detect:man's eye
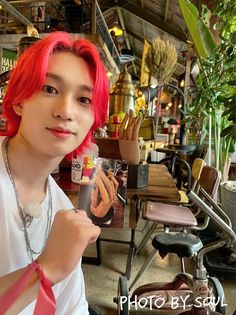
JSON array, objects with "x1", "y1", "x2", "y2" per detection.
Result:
[
  {"x1": 78, "y1": 96, "x2": 92, "y2": 105},
  {"x1": 42, "y1": 85, "x2": 58, "y2": 94}
]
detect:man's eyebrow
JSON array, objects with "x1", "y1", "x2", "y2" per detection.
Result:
[
  {"x1": 46, "y1": 72, "x2": 94, "y2": 93},
  {"x1": 46, "y1": 72, "x2": 63, "y2": 82}
]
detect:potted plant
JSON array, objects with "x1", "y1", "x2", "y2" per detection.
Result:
[
  {"x1": 178, "y1": 0, "x2": 236, "y2": 180},
  {"x1": 178, "y1": 0, "x2": 236, "y2": 230}
]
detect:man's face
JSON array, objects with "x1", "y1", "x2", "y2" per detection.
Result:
[{"x1": 15, "y1": 51, "x2": 95, "y2": 158}]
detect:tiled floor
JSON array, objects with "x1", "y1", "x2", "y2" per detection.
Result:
[{"x1": 83, "y1": 214, "x2": 236, "y2": 315}]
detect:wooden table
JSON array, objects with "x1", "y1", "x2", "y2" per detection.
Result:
[
  {"x1": 127, "y1": 164, "x2": 180, "y2": 229},
  {"x1": 58, "y1": 164, "x2": 180, "y2": 276}
]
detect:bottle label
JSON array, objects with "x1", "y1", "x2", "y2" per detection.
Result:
[{"x1": 71, "y1": 155, "x2": 83, "y2": 183}]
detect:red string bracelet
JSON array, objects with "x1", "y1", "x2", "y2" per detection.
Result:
[{"x1": 0, "y1": 260, "x2": 56, "y2": 315}]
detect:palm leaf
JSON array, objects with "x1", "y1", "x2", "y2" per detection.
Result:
[
  {"x1": 197, "y1": 19, "x2": 216, "y2": 57},
  {"x1": 178, "y1": 0, "x2": 216, "y2": 59}
]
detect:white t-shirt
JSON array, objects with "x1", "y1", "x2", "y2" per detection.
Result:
[{"x1": 0, "y1": 137, "x2": 89, "y2": 315}]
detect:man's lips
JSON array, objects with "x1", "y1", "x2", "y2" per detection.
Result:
[{"x1": 46, "y1": 127, "x2": 76, "y2": 138}]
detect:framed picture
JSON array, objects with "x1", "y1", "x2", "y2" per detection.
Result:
[{"x1": 77, "y1": 157, "x2": 128, "y2": 228}]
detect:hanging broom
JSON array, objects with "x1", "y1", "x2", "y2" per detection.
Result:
[{"x1": 145, "y1": 37, "x2": 177, "y2": 140}]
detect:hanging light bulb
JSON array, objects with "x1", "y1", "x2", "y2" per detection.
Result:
[
  {"x1": 109, "y1": 12, "x2": 123, "y2": 37},
  {"x1": 106, "y1": 72, "x2": 112, "y2": 78},
  {"x1": 109, "y1": 24, "x2": 123, "y2": 36},
  {"x1": 180, "y1": 79, "x2": 185, "y2": 87}
]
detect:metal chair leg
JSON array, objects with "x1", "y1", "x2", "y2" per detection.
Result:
[
  {"x1": 135, "y1": 222, "x2": 158, "y2": 255},
  {"x1": 140, "y1": 220, "x2": 150, "y2": 233},
  {"x1": 129, "y1": 248, "x2": 158, "y2": 290},
  {"x1": 181, "y1": 257, "x2": 185, "y2": 273}
]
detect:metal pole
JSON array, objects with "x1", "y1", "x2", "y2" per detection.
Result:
[
  {"x1": 165, "y1": 84, "x2": 185, "y2": 145},
  {"x1": 208, "y1": 107, "x2": 212, "y2": 166}
]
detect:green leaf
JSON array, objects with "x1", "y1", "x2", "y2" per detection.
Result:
[
  {"x1": 198, "y1": 19, "x2": 217, "y2": 57},
  {"x1": 213, "y1": 22, "x2": 220, "y2": 30},
  {"x1": 229, "y1": 141, "x2": 236, "y2": 153},
  {"x1": 230, "y1": 126, "x2": 236, "y2": 140},
  {"x1": 222, "y1": 108, "x2": 233, "y2": 117},
  {"x1": 220, "y1": 125, "x2": 233, "y2": 137},
  {"x1": 231, "y1": 32, "x2": 236, "y2": 45},
  {"x1": 228, "y1": 80, "x2": 236, "y2": 86},
  {"x1": 228, "y1": 113, "x2": 236, "y2": 122},
  {"x1": 226, "y1": 46, "x2": 234, "y2": 56},
  {"x1": 217, "y1": 95, "x2": 227, "y2": 102},
  {"x1": 178, "y1": 0, "x2": 208, "y2": 59}
]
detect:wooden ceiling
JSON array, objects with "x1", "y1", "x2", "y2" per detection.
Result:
[
  {"x1": 0, "y1": 0, "x2": 203, "y2": 78},
  {"x1": 99, "y1": 0, "x2": 190, "y2": 78}
]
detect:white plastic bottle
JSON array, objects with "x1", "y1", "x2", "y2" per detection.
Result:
[{"x1": 71, "y1": 154, "x2": 84, "y2": 184}]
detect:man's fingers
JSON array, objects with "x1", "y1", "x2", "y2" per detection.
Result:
[{"x1": 87, "y1": 225, "x2": 101, "y2": 244}]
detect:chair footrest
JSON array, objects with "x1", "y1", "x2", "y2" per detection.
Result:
[{"x1": 152, "y1": 232, "x2": 203, "y2": 258}]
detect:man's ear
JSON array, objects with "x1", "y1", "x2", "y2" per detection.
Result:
[{"x1": 12, "y1": 103, "x2": 23, "y2": 116}]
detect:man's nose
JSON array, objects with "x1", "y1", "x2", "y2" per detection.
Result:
[{"x1": 52, "y1": 97, "x2": 74, "y2": 121}]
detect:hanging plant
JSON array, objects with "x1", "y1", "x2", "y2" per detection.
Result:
[{"x1": 145, "y1": 37, "x2": 177, "y2": 85}]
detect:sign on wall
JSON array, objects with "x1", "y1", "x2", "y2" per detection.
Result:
[{"x1": 1, "y1": 49, "x2": 17, "y2": 73}]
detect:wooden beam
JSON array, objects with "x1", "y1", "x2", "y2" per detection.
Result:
[
  {"x1": 116, "y1": 7, "x2": 137, "y2": 74},
  {"x1": 91, "y1": 0, "x2": 96, "y2": 35},
  {"x1": 100, "y1": 0, "x2": 187, "y2": 42},
  {"x1": 164, "y1": 0, "x2": 170, "y2": 22},
  {"x1": 125, "y1": 27, "x2": 143, "y2": 43}
]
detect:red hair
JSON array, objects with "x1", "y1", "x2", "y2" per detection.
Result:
[{"x1": 1, "y1": 32, "x2": 109, "y2": 157}]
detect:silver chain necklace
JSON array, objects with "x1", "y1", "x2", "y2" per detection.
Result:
[{"x1": 3, "y1": 137, "x2": 53, "y2": 262}]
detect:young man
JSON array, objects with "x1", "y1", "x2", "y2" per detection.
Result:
[{"x1": 0, "y1": 31, "x2": 114, "y2": 314}]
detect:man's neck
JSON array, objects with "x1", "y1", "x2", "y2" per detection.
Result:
[{"x1": 3, "y1": 136, "x2": 63, "y2": 206}]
